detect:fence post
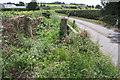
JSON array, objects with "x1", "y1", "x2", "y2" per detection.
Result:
[
  {"x1": 73, "y1": 20, "x2": 75, "y2": 28},
  {"x1": 60, "y1": 18, "x2": 67, "y2": 38}
]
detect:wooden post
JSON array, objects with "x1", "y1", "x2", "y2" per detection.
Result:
[
  {"x1": 73, "y1": 20, "x2": 75, "y2": 28},
  {"x1": 60, "y1": 18, "x2": 67, "y2": 38}
]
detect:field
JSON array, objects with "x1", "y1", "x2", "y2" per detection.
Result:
[
  {"x1": 45, "y1": 4, "x2": 76, "y2": 7},
  {"x1": 38, "y1": 4, "x2": 100, "y2": 10},
  {"x1": 0, "y1": 10, "x2": 118, "y2": 78}
]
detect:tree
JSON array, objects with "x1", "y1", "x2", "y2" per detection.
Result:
[
  {"x1": 15, "y1": 2, "x2": 25, "y2": 6},
  {"x1": 19, "y1": 1, "x2": 25, "y2": 6},
  {"x1": 118, "y1": 1, "x2": 120, "y2": 27},
  {"x1": 92, "y1": 5, "x2": 94, "y2": 8},
  {"x1": 87, "y1": 5, "x2": 92, "y2": 8},
  {"x1": 101, "y1": 0, "x2": 108, "y2": 7},
  {"x1": 6, "y1": 2, "x2": 15, "y2": 4},
  {"x1": 52, "y1": 1, "x2": 65, "y2": 4},
  {"x1": 27, "y1": 2, "x2": 39, "y2": 10},
  {"x1": 95, "y1": 4, "x2": 102, "y2": 9},
  {"x1": 43, "y1": 4, "x2": 46, "y2": 7},
  {"x1": 102, "y1": 2, "x2": 118, "y2": 15},
  {"x1": 101, "y1": 1, "x2": 120, "y2": 28},
  {"x1": 78, "y1": 6, "x2": 82, "y2": 10}
]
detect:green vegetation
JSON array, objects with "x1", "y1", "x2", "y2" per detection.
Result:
[
  {"x1": 1, "y1": 8, "x2": 27, "y2": 11},
  {"x1": 1, "y1": 10, "x2": 53, "y2": 19},
  {"x1": 1, "y1": 11, "x2": 118, "y2": 78},
  {"x1": 44, "y1": 4, "x2": 75, "y2": 7},
  {"x1": 101, "y1": 2, "x2": 119, "y2": 28},
  {"x1": 55, "y1": 10, "x2": 118, "y2": 28},
  {"x1": 56, "y1": 12, "x2": 109, "y2": 26},
  {"x1": 95, "y1": 4, "x2": 102, "y2": 9},
  {"x1": 99, "y1": 15, "x2": 117, "y2": 26},
  {"x1": 42, "y1": 11, "x2": 51, "y2": 18},
  {"x1": 55, "y1": 10, "x2": 101, "y2": 20},
  {"x1": 27, "y1": 2, "x2": 39, "y2": 10},
  {"x1": 1, "y1": 2, "x2": 99, "y2": 11}
]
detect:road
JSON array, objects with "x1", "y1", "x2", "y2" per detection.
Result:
[{"x1": 57, "y1": 15, "x2": 120, "y2": 66}]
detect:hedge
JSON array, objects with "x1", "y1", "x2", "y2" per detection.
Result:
[
  {"x1": 55, "y1": 10, "x2": 118, "y2": 27},
  {"x1": 2, "y1": 8, "x2": 27, "y2": 11},
  {"x1": 55, "y1": 10, "x2": 101, "y2": 20}
]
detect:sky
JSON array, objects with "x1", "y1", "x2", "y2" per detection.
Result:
[{"x1": 0, "y1": 0, "x2": 102, "y2": 6}]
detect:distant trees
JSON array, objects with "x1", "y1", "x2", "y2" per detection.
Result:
[
  {"x1": 27, "y1": 2, "x2": 39, "y2": 10},
  {"x1": 118, "y1": 1, "x2": 120, "y2": 27},
  {"x1": 19, "y1": 2, "x2": 25, "y2": 6},
  {"x1": 51, "y1": 1, "x2": 65, "y2": 4},
  {"x1": 87, "y1": 5, "x2": 94, "y2": 8},
  {"x1": 100, "y1": 0, "x2": 119, "y2": 15},
  {"x1": 70, "y1": 3, "x2": 78, "y2": 5},
  {"x1": 40, "y1": 4, "x2": 50, "y2": 10},
  {"x1": 87, "y1": 5, "x2": 95, "y2": 8},
  {"x1": 6, "y1": 2, "x2": 15, "y2": 4},
  {"x1": 95, "y1": 4, "x2": 102, "y2": 9},
  {"x1": 102, "y1": 2, "x2": 118, "y2": 15},
  {"x1": 101, "y1": 0, "x2": 108, "y2": 7},
  {"x1": 15, "y1": 2, "x2": 25, "y2": 6},
  {"x1": 40, "y1": 4, "x2": 46, "y2": 7},
  {"x1": 100, "y1": 1, "x2": 120, "y2": 27},
  {"x1": 5, "y1": 2, "x2": 25, "y2": 6},
  {"x1": 87, "y1": 5, "x2": 92, "y2": 8},
  {"x1": 92, "y1": 5, "x2": 94, "y2": 8},
  {"x1": 45, "y1": 1, "x2": 65, "y2": 4}
]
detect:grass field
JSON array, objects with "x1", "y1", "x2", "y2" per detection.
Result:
[{"x1": 38, "y1": 4, "x2": 100, "y2": 10}]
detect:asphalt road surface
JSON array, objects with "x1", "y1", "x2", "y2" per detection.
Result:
[{"x1": 57, "y1": 15, "x2": 120, "y2": 66}]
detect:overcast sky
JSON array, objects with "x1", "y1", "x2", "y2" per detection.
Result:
[{"x1": 0, "y1": 0, "x2": 101, "y2": 5}]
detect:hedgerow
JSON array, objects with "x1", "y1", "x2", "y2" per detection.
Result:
[
  {"x1": 55, "y1": 10, "x2": 101, "y2": 20},
  {"x1": 55, "y1": 10, "x2": 118, "y2": 27}
]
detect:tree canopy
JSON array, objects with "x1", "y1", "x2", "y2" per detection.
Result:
[{"x1": 27, "y1": 2, "x2": 39, "y2": 10}]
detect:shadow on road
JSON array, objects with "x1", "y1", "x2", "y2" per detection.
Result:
[{"x1": 107, "y1": 32, "x2": 120, "y2": 44}]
